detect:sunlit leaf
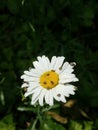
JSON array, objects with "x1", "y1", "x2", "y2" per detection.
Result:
[
  {"x1": 64, "y1": 100, "x2": 77, "y2": 108},
  {"x1": 83, "y1": 121, "x2": 93, "y2": 130},
  {"x1": 47, "y1": 111, "x2": 68, "y2": 124},
  {"x1": 69, "y1": 120, "x2": 82, "y2": 130},
  {"x1": 39, "y1": 119, "x2": 66, "y2": 130},
  {"x1": 0, "y1": 114, "x2": 15, "y2": 130}
]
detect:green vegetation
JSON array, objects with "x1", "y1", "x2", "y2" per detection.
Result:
[{"x1": 0, "y1": 0, "x2": 98, "y2": 129}]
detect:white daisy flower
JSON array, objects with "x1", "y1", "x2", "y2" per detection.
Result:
[{"x1": 21, "y1": 56, "x2": 79, "y2": 106}]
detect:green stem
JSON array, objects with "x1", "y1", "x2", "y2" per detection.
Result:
[
  {"x1": 31, "y1": 117, "x2": 38, "y2": 130},
  {"x1": 42, "y1": 104, "x2": 60, "y2": 112},
  {"x1": 37, "y1": 105, "x2": 43, "y2": 125}
]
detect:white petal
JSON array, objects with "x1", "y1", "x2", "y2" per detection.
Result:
[
  {"x1": 23, "y1": 76, "x2": 39, "y2": 82},
  {"x1": 58, "y1": 84, "x2": 76, "y2": 97},
  {"x1": 64, "y1": 84, "x2": 76, "y2": 95},
  {"x1": 38, "y1": 89, "x2": 46, "y2": 106},
  {"x1": 52, "y1": 88, "x2": 60, "y2": 101},
  {"x1": 56, "y1": 84, "x2": 69, "y2": 97},
  {"x1": 20, "y1": 74, "x2": 27, "y2": 79},
  {"x1": 60, "y1": 73, "x2": 75, "y2": 78},
  {"x1": 59, "y1": 95, "x2": 66, "y2": 103},
  {"x1": 45, "y1": 90, "x2": 50, "y2": 104},
  {"x1": 24, "y1": 87, "x2": 40, "y2": 97},
  {"x1": 70, "y1": 62, "x2": 76, "y2": 67},
  {"x1": 43, "y1": 56, "x2": 50, "y2": 70},
  {"x1": 29, "y1": 81, "x2": 40, "y2": 87},
  {"x1": 30, "y1": 86, "x2": 41, "y2": 93},
  {"x1": 59, "y1": 77, "x2": 79, "y2": 84},
  {"x1": 33, "y1": 61, "x2": 43, "y2": 73},
  {"x1": 54, "y1": 84, "x2": 66, "y2": 102},
  {"x1": 54, "y1": 56, "x2": 65, "y2": 70},
  {"x1": 29, "y1": 68, "x2": 40, "y2": 75},
  {"x1": 31, "y1": 95, "x2": 39, "y2": 105},
  {"x1": 21, "y1": 70, "x2": 39, "y2": 79},
  {"x1": 31, "y1": 87, "x2": 42, "y2": 101},
  {"x1": 27, "y1": 83, "x2": 40, "y2": 92},
  {"x1": 24, "y1": 71, "x2": 33, "y2": 76},
  {"x1": 49, "y1": 56, "x2": 57, "y2": 70},
  {"x1": 59, "y1": 73, "x2": 79, "y2": 84},
  {"x1": 21, "y1": 83, "x2": 28, "y2": 88},
  {"x1": 37, "y1": 56, "x2": 50, "y2": 71},
  {"x1": 60, "y1": 62, "x2": 74, "y2": 74},
  {"x1": 21, "y1": 75, "x2": 39, "y2": 83},
  {"x1": 49, "y1": 90, "x2": 54, "y2": 106},
  {"x1": 24, "y1": 91, "x2": 33, "y2": 97}
]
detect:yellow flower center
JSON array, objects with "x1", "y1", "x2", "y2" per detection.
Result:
[{"x1": 40, "y1": 70, "x2": 59, "y2": 89}]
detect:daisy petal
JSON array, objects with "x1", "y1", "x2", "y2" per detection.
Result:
[
  {"x1": 21, "y1": 83, "x2": 28, "y2": 88},
  {"x1": 27, "y1": 83, "x2": 40, "y2": 92},
  {"x1": 49, "y1": 90, "x2": 54, "y2": 106},
  {"x1": 33, "y1": 61, "x2": 44, "y2": 74},
  {"x1": 49, "y1": 56, "x2": 57, "y2": 70},
  {"x1": 23, "y1": 76, "x2": 39, "y2": 82},
  {"x1": 31, "y1": 96, "x2": 39, "y2": 105},
  {"x1": 64, "y1": 84, "x2": 76, "y2": 95},
  {"x1": 37, "y1": 56, "x2": 50, "y2": 71},
  {"x1": 38, "y1": 89, "x2": 46, "y2": 106},
  {"x1": 24, "y1": 87, "x2": 40, "y2": 97},
  {"x1": 29, "y1": 68, "x2": 40, "y2": 76},
  {"x1": 45, "y1": 90, "x2": 50, "y2": 104},
  {"x1": 24, "y1": 71, "x2": 33, "y2": 76},
  {"x1": 52, "y1": 88, "x2": 60, "y2": 101},
  {"x1": 31, "y1": 87, "x2": 42, "y2": 101},
  {"x1": 59, "y1": 95, "x2": 66, "y2": 103},
  {"x1": 54, "y1": 56, "x2": 65, "y2": 70},
  {"x1": 59, "y1": 73, "x2": 79, "y2": 84},
  {"x1": 60, "y1": 62, "x2": 74, "y2": 74}
]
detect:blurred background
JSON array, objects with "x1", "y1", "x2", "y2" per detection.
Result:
[{"x1": 0, "y1": 0, "x2": 98, "y2": 130}]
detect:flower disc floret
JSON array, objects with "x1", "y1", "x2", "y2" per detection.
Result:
[{"x1": 40, "y1": 70, "x2": 59, "y2": 89}]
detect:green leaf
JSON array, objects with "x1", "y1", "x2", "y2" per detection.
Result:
[
  {"x1": 69, "y1": 120, "x2": 93, "y2": 130},
  {"x1": 39, "y1": 119, "x2": 65, "y2": 130},
  {"x1": 0, "y1": 1, "x2": 6, "y2": 10},
  {"x1": 69, "y1": 120, "x2": 82, "y2": 130},
  {"x1": 83, "y1": 121, "x2": 93, "y2": 130},
  {"x1": 17, "y1": 106, "x2": 36, "y2": 113},
  {"x1": 95, "y1": 118, "x2": 98, "y2": 130},
  {"x1": 0, "y1": 114, "x2": 15, "y2": 130},
  {"x1": 0, "y1": 91, "x2": 5, "y2": 105},
  {"x1": 7, "y1": 0, "x2": 20, "y2": 14}
]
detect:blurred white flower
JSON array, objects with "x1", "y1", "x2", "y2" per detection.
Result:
[{"x1": 21, "y1": 56, "x2": 79, "y2": 106}]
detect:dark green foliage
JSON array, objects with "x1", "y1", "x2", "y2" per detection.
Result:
[
  {"x1": 39, "y1": 119, "x2": 66, "y2": 130},
  {"x1": 0, "y1": 0, "x2": 98, "y2": 129},
  {"x1": 0, "y1": 114, "x2": 15, "y2": 130}
]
